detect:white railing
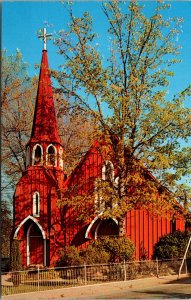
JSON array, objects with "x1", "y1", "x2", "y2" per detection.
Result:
[{"x1": 2, "y1": 258, "x2": 189, "y2": 296}]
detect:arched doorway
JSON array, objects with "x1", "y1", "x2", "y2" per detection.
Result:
[
  {"x1": 96, "y1": 218, "x2": 119, "y2": 238},
  {"x1": 27, "y1": 223, "x2": 44, "y2": 265}
]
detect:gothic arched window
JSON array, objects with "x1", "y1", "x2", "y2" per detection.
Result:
[
  {"x1": 33, "y1": 192, "x2": 40, "y2": 217},
  {"x1": 101, "y1": 161, "x2": 115, "y2": 211},
  {"x1": 47, "y1": 145, "x2": 57, "y2": 166},
  {"x1": 102, "y1": 161, "x2": 114, "y2": 182},
  {"x1": 32, "y1": 144, "x2": 43, "y2": 165}
]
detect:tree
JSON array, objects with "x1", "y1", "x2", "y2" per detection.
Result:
[
  {"x1": 1, "y1": 49, "x2": 37, "y2": 190},
  {"x1": 54, "y1": 92, "x2": 97, "y2": 176},
  {"x1": 10, "y1": 240, "x2": 22, "y2": 271},
  {"x1": 1, "y1": 198, "x2": 12, "y2": 258},
  {"x1": 54, "y1": 1, "x2": 191, "y2": 235}
]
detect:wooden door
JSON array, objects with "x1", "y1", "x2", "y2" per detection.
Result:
[{"x1": 29, "y1": 223, "x2": 44, "y2": 265}]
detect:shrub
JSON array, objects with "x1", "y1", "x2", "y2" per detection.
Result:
[
  {"x1": 57, "y1": 236, "x2": 135, "y2": 266},
  {"x1": 91, "y1": 236, "x2": 135, "y2": 262},
  {"x1": 10, "y1": 240, "x2": 22, "y2": 271},
  {"x1": 153, "y1": 230, "x2": 191, "y2": 260},
  {"x1": 80, "y1": 245, "x2": 110, "y2": 264},
  {"x1": 56, "y1": 246, "x2": 83, "y2": 266}
]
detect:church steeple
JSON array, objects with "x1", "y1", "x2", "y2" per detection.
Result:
[
  {"x1": 30, "y1": 49, "x2": 61, "y2": 144},
  {"x1": 26, "y1": 29, "x2": 63, "y2": 170}
]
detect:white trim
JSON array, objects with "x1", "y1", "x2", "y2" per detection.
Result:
[
  {"x1": 27, "y1": 224, "x2": 33, "y2": 266},
  {"x1": 95, "y1": 220, "x2": 102, "y2": 239},
  {"x1": 46, "y1": 144, "x2": 57, "y2": 167},
  {"x1": 33, "y1": 191, "x2": 40, "y2": 217},
  {"x1": 13, "y1": 215, "x2": 46, "y2": 239},
  {"x1": 85, "y1": 214, "x2": 102, "y2": 239},
  {"x1": 44, "y1": 239, "x2": 47, "y2": 266},
  {"x1": 32, "y1": 144, "x2": 43, "y2": 165}
]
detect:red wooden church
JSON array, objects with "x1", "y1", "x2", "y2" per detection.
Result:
[{"x1": 12, "y1": 31, "x2": 185, "y2": 267}]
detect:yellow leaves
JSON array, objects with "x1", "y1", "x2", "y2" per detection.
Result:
[{"x1": 111, "y1": 84, "x2": 122, "y2": 93}]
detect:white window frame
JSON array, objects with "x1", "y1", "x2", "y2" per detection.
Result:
[
  {"x1": 33, "y1": 191, "x2": 40, "y2": 217},
  {"x1": 102, "y1": 160, "x2": 114, "y2": 181}
]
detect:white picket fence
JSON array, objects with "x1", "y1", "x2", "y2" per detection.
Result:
[{"x1": 2, "y1": 258, "x2": 189, "y2": 296}]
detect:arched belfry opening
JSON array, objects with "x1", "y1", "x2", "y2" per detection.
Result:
[
  {"x1": 47, "y1": 145, "x2": 57, "y2": 166},
  {"x1": 32, "y1": 144, "x2": 43, "y2": 165}
]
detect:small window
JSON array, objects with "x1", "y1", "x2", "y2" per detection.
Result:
[
  {"x1": 47, "y1": 145, "x2": 57, "y2": 166},
  {"x1": 26, "y1": 146, "x2": 30, "y2": 167},
  {"x1": 32, "y1": 144, "x2": 43, "y2": 165},
  {"x1": 33, "y1": 192, "x2": 40, "y2": 217},
  {"x1": 102, "y1": 161, "x2": 114, "y2": 182}
]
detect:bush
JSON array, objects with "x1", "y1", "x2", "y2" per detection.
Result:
[
  {"x1": 153, "y1": 230, "x2": 191, "y2": 260},
  {"x1": 80, "y1": 245, "x2": 110, "y2": 264},
  {"x1": 91, "y1": 236, "x2": 135, "y2": 262},
  {"x1": 10, "y1": 240, "x2": 22, "y2": 271},
  {"x1": 57, "y1": 236, "x2": 135, "y2": 266},
  {"x1": 56, "y1": 246, "x2": 83, "y2": 266}
]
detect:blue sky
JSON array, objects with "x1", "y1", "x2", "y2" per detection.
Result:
[
  {"x1": 2, "y1": 1, "x2": 191, "y2": 107},
  {"x1": 2, "y1": 1, "x2": 191, "y2": 197}
]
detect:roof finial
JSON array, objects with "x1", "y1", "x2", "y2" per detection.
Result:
[{"x1": 38, "y1": 28, "x2": 52, "y2": 51}]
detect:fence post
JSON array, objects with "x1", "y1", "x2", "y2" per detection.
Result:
[
  {"x1": 156, "y1": 257, "x2": 159, "y2": 278},
  {"x1": 123, "y1": 260, "x2": 127, "y2": 281},
  {"x1": 84, "y1": 263, "x2": 87, "y2": 285},
  {"x1": 37, "y1": 265, "x2": 40, "y2": 291}
]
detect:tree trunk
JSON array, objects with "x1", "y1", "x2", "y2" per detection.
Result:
[{"x1": 118, "y1": 215, "x2": 126, "y2": 237}]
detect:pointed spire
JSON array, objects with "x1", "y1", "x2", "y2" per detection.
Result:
[{"x1": 30, "y1": 50, "x2": 61, "y2": 144}]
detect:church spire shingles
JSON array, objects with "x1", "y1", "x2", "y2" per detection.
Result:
[{"x1": 30, "y1": 49, "x2": 61, "y2": 144}]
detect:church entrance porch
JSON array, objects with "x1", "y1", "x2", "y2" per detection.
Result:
[{"x1": 13, "y1": 216, "x2": 47, "y2": 267}]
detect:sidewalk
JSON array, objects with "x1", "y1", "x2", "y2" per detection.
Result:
[{"x1": 2, "y1": 274, "x2": 186, "y2": 300}]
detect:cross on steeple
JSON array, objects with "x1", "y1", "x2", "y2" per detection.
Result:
[{"x1": 38, "y1": 28, "x2": 52, "y2": 51}]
